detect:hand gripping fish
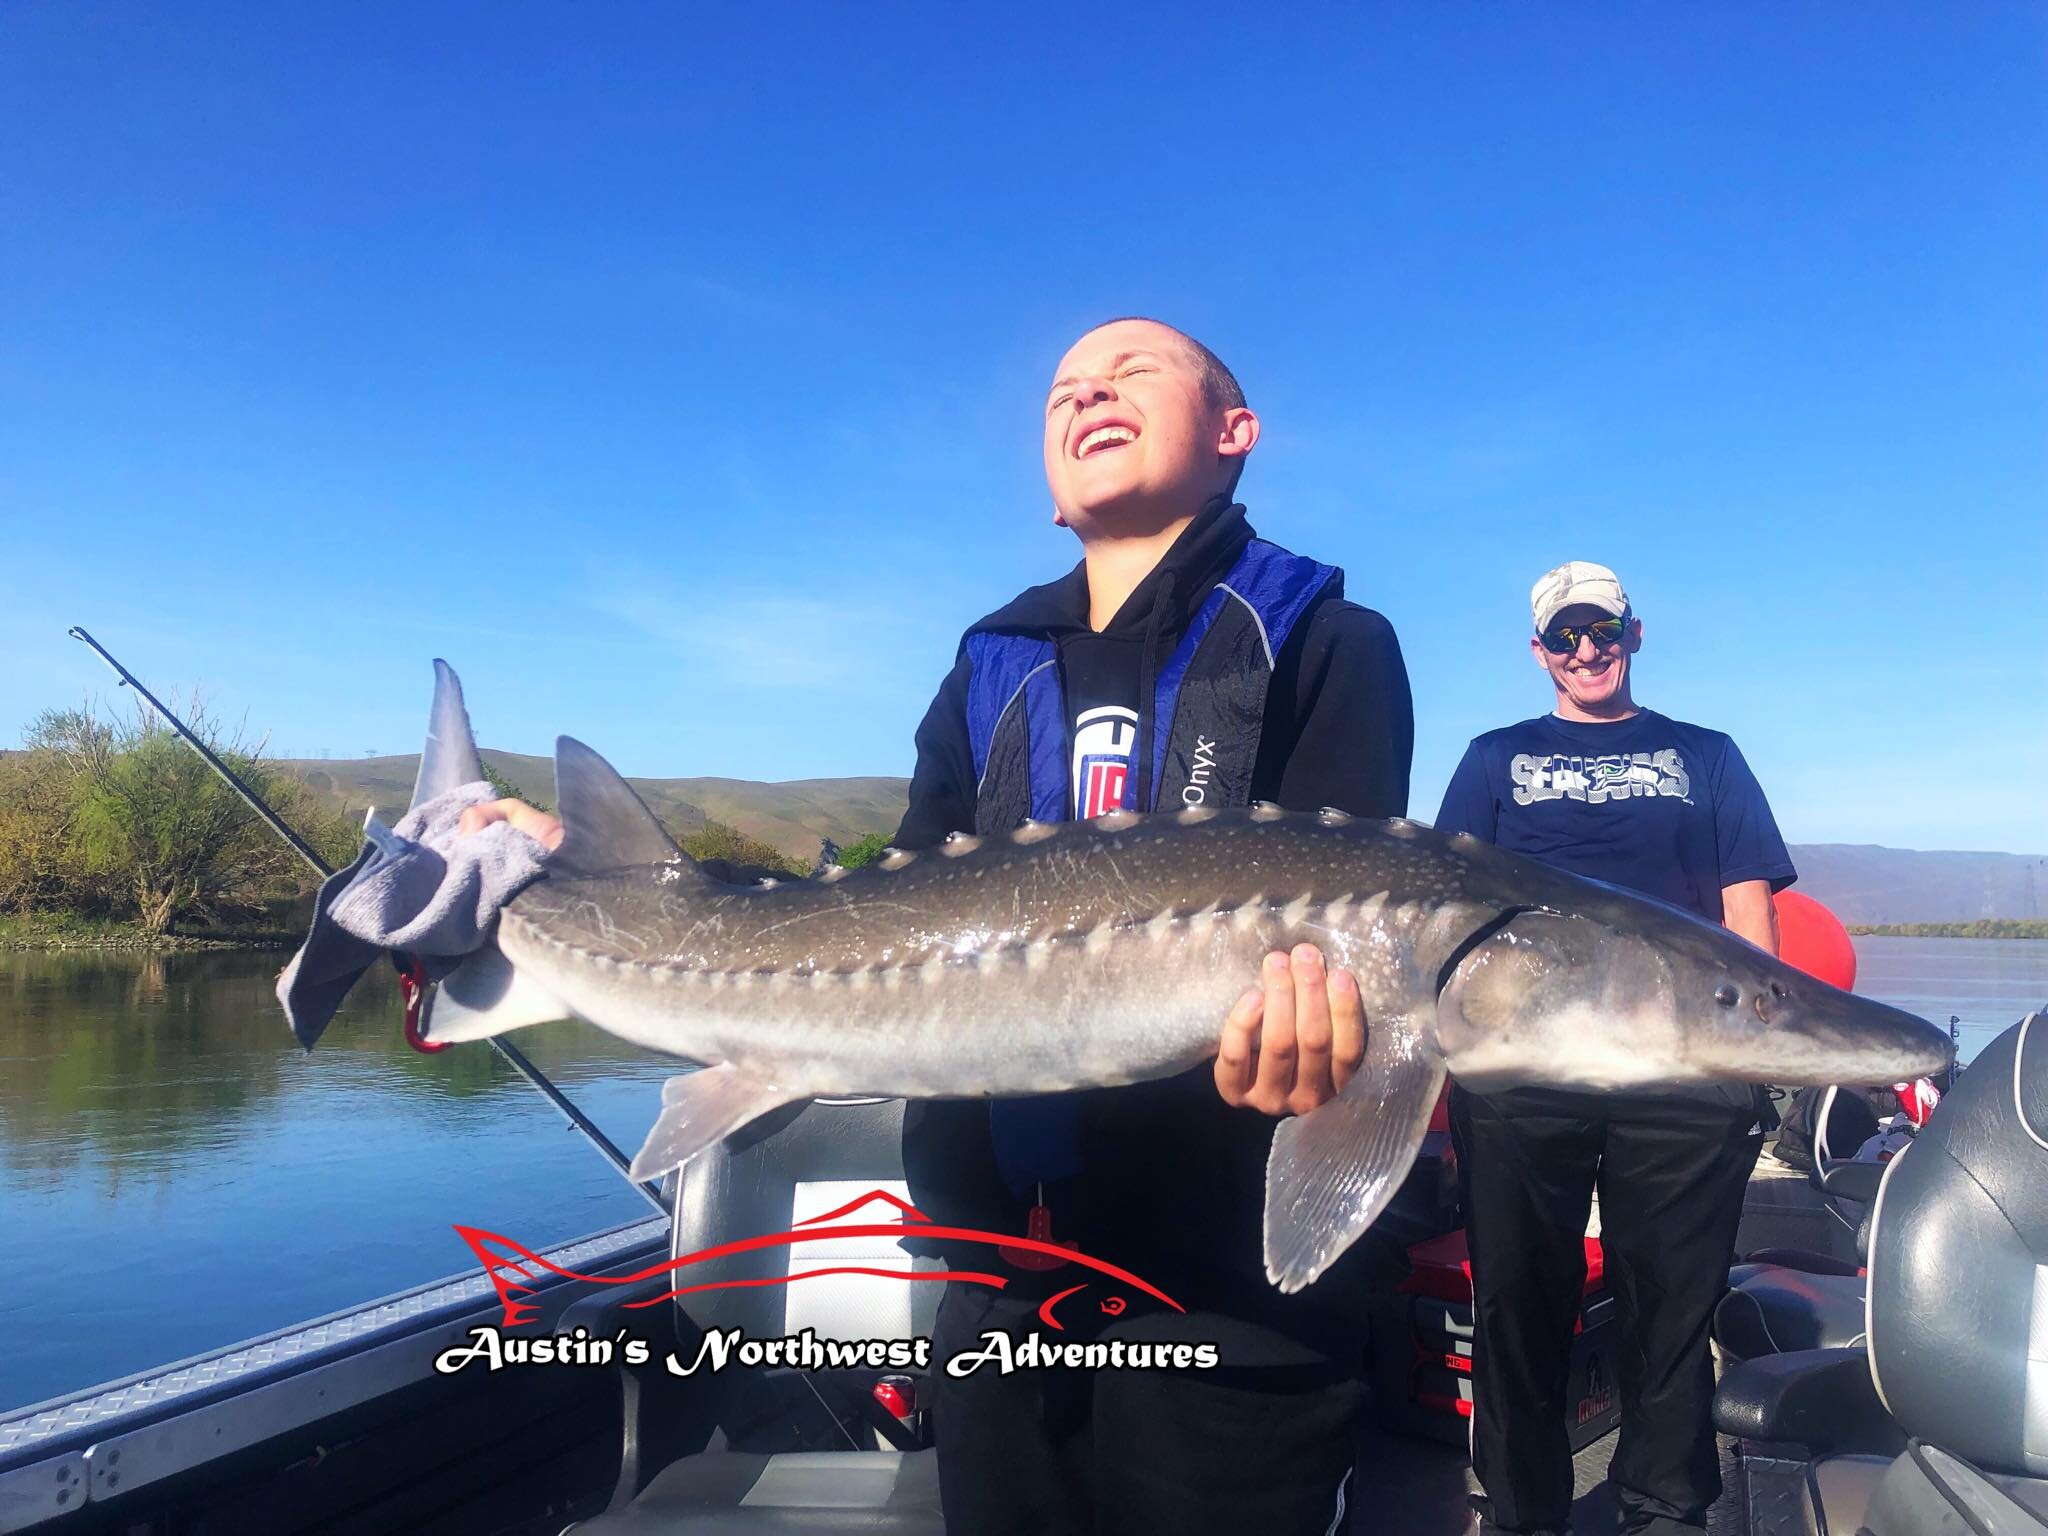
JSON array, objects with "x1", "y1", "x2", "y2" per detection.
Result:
[{"x1": 399, "y1": 665, "x2": 1950, "y2": 1293}]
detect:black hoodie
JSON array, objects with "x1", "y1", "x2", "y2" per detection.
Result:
[
  {"x1": 899, "y1": 498, "x2": 1412, "y2": 846},
  {"x1": 894, "y1": 499, "x2": 1415, "y2": 1363}
]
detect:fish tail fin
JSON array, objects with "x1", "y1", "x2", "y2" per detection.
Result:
[
  {"x1": 411, "y1": 660, "x2": 489, "y2": 810},
  {"x1": 1263, "y1": 1022, "x2": 1447, "y2": 1294},
  {"x1": 421, "y1": 736, "x2": 709, "y2": 1045}
]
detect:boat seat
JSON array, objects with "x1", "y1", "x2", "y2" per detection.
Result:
[
  {"x1": 1716, "y1": 1011, "x2": 2048, "y2": 1536},
  {"x1": 1716, "y1": 1141, "x2": 1883, "y2": 1362},
  {"x1": 575, "y1": 1449, "x2": 942, "y2": 1534},
  {"x1": 1714, "y1": 1264, "x2": 1865, "y2": 1361},
  {"x1": 567, "y1": 1097, "x2": 946, "y2": 1535},
  {"x1": 1861, "y1": 1443, "x2": 2048, "y2": 1535},
  {"x1": 1737, "y1": 1246, "x2": 1862, "y2": 1279}
]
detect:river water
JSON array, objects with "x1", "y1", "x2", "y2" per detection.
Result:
[{"x1": 3, "y1": 938, "x2": 2044, "y2": 1414}]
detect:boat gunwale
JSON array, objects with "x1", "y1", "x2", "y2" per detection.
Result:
[{"x1": 0, "y1": 1213, "x2": 669, "y2": 1477}]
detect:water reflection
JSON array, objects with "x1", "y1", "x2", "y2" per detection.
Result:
[
  {"x1": 0, "y1": 949, "x2": 670, "y2": 1187},
  {"x1": 0, "y1": 948, "x2": 678, "y2": 1410}
]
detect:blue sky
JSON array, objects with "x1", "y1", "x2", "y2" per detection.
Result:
[{"x1": 3, "y1": 3, "x2": 2042, "y2": 852}]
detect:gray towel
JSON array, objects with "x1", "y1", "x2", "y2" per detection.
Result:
[{"x1": 276, "y1": 781, "x2": 549, "y2": 1049}]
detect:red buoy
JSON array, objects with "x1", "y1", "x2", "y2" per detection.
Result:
[{"x1": 1774, "y1": 889, "x2": 1857, "y2": 991}]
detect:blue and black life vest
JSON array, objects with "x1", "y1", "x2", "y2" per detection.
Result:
[
  {"x1": 956, "y1": 537, "x2": 1340, "y2": 1198},
  {"x1": 962, "y1": 538, "x2": 1339, "y2": 834}
]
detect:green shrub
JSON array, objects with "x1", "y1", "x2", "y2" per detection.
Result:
[
  {"x1": 678, "y1": 819, "x2": 805, "y2": 876},
  {"x1": 834, "y1": 831, "x2": 895, "y2": 870}
]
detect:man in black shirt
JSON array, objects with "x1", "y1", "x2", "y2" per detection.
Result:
[{"x1": 900, "y1": 317, "x2": 1412, "y2": 1535}]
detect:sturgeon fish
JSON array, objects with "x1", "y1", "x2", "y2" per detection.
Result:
[{"x1": 401, "y1": 664, "x2": 1950, "y2": 1292}]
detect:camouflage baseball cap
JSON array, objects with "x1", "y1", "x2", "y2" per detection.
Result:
[{"x1": 1531, "y1": 561, "x2": 1630, "y2": 634}]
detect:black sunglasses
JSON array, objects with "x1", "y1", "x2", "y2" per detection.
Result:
[{"x1": 1537, "y1": 608, "x2": 1632, "y2": 655}]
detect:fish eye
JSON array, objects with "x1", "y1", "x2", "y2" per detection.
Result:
[
  {"x1": 1713, "y1": 984, "x2": 1739, "y2": 1007},
  {"x1": 1769, "y1": 981, "x2": 1789, "y2": 1000}
]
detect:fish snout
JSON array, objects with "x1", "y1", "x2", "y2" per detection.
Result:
[{"x1": 1736, "y1": 978, "x2": 1954, "y2": 1086}]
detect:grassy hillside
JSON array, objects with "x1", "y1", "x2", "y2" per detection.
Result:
[
  {"x1": 288, "y1": 752, "x2": 911, "y2": 862},
  {"x1": 1787, "y1": 844, "x2": 2047, "y2": 927}
]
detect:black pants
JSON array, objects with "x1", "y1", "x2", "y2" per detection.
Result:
[
  {"x1": 1450, "y1": 1087, "x2": 1762, "y2": 1535},
  {"x1": 927, "y1": 1284, "x2": 1361, "y2": 1536}
]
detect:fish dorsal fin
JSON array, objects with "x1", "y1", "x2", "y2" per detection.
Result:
[
  {"x1": 551, "y1": 735, "x2": 687, "y2": 877},
  {"x1": 411, "y1": 659, "x2": 488, "y2": 810}
]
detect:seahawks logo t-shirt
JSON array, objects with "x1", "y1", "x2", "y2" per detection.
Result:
[{"x1": 1432, "y1": 708, "x2": 1796, "y2": 922}]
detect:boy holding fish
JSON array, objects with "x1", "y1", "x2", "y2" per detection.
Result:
[
  {"x1": 893, "y1": 317, "x2": 1414, "y2": 1535},
  {"x1": 457, "y1": 316, "x2": 1415, "y2": 1534}
]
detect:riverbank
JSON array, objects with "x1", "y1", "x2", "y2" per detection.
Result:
[
  {"x1": 0, "y1": 913, "x2": 301, "y2": 951},
  {"x1": 1846, "y1": 920, "x2": 2048, "y2": 939}
]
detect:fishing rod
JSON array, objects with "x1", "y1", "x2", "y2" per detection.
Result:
[
  {"x1": 66, "y1": 626, "x2": 670, "y2": 1218},
  {"x1": 67, "y1": 628, "x2": 330, "y2": 874}
]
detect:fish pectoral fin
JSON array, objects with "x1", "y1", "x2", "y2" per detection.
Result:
[
  {"x1": 421, "y1": 947, "x2": 571, "y2": 1043},
  {"x1": 1263, "y1": 1022, "x2": 1447, "y2": 1294},
  {"x1": 628, "y1": 1064, "x2": 796, "y2": 1182}
]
